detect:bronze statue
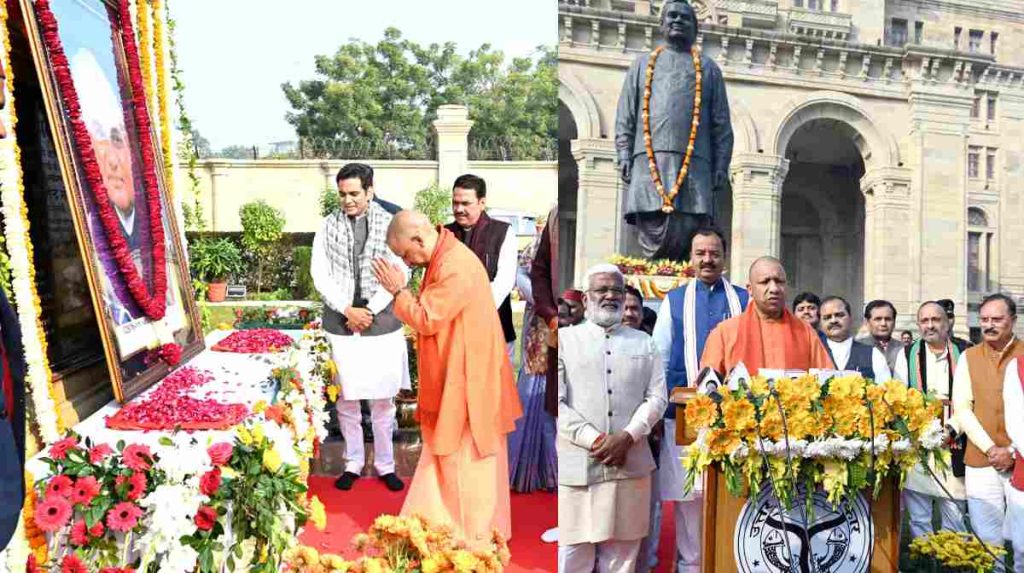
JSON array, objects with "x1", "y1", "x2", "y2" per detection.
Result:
[{"x1": 615, "y1": 0, "x2": 733, "y2": 261}]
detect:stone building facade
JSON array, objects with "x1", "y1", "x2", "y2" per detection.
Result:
[{"x1": 559, "y1": 0, "x2": 1024, "y2": 337}]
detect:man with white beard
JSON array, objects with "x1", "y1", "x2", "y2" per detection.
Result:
[{"x1": 557, "y1": 264, "x2": 667, "y2": 572}]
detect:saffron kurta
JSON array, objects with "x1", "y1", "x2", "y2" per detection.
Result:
[{"x1": 394, "y1": 228, "x2": 522, "y2": 545}]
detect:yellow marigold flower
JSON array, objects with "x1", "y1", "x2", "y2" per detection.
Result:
[
  {"x1": 236, "y1": 426, "x2": 253, "y2": 446},
  {"x1": 686, "y1": 394, "x2": 717, "y2": 429},
  {"x1": 420, "y1": 555, "x2": 445, "y2": 573},
  {"x1": 774, "y1": 378, "x2": 809, "y2": 412},
  {"x1": 882, "y1": 379, "x2": 908, "y2": 407},
  {"x1": 310, "y1": 496, "x2": 327, "y2": 530},
  {"x1": 262, "y1": 448, "x2": 283, "y2": 473},
  {"x1": 252, "y1": 423, "x2": 266, "y2": 445},
  {"x1": 326, "y1": 385, "x2": 340, "y2": 402},
  {"x1": 450, "y1": 550, "x2": 482, "y2": 572},
  {"x1": 723, "y1": 398, "x2": 756, "y2": 433},
  {"x1": 361, "y1": 557, "x2": 386, "y2": 573}
]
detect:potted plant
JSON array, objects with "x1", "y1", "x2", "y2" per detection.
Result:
[{"x1": 190, "y1": 238, "x2": 243, "y2": 302}]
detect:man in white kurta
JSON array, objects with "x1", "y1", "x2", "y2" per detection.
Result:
[
  {"x1": 558, "y1": 264, "x2": 667, "y2": 573},
  {"x1": 312, "y1": 163, "x2": 410, "y2": 492},
  {"x1": 1001, "y1": 355, "x2": 1024, "y2": 570},
  {"x1": 903, "y1": 302, "x2": 967, "y2": 537}
]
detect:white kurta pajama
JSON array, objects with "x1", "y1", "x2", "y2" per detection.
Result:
[
  {"x1": 903, "y1": 343, "x2": 967, "y2": 538},
  {"x1": 312, "y1": 204, "x2": 410, "y2": 475},
  {"x1": 558, "y1": 322, "x2": 667, "y2": 573}
]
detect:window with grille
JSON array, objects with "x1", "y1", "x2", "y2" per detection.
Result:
[
  {"x1": 968, "y1": 147, "x2": 980, "y2": 179},
  {"x1": 987, "y1": 95, "x2": 996, "y2": 122},
  {"x1": 967, "y1": 207, "x2": 992, "y2": 293},
  {"x1": 914, "y1": 21, "x2": 923, "y2": 44},
  {"x1": 888, "y1": 18, "x2": 908, "y2": 47},
  {"x1": 986, "y1": 148, "x2": 996, "y2": 180}
]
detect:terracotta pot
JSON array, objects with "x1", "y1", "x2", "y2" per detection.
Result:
[{"x1": 207, "y1": 282, "x2": 228, "y2": 302}]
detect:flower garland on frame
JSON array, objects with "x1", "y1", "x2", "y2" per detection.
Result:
[
  {"x1": 34, "y1": 0, "x2": 169, "y2": 321},
  {"x1": 151, "y1": 0, "x2": 174, "y2": 201},
  {"x1": 134, "y1": 0, "x2": 155, "y2": 118},
  {"x1": 0, "y1": 0, "x2": 62, "y2": 445},
  {"x1": 642, "y1": 45, "x2": 702, "y2": 214}
]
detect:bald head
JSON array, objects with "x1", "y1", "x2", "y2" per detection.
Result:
[
  {"x1": 385, "y1": 210, "x2": 438, "y2": 267},
  {"x1": 917, "y1": 301, "x2": 950, "y2": 348},
  {"x1": 747, "y1": 256, "x2": 788, "y2": 319}
]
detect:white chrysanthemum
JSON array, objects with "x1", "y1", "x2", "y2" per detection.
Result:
[
  {"x1": 158, "y1": 543, "x2": 199, "y2": 573},
  {"x1": 837, "y1": 439, "x2": 863, "y2": 461},
  {"x1": 891, "y1": 438, "x2": 912, "y2": 453},
  {"x1": 919, "y1": 419, "x2": 945, "y2": 450},
  {"x1": 805, "y1": 440, "x2": 831, "y2": 459},
  {"x1": 155, "y1": 436, "x2": 212, "y2": 483}
]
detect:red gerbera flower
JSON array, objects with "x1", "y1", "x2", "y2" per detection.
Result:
[
  {"x1": 199, "y1": 468, "x2": 221, "y2": 497},
  {"x1": 207, "y1": 442, "x2": 233, "y2": 466},
  {"x1": 70, "y1": 476, "x2": 101, "y2": 506},
  {"x1": 115, "y1": 472, "x2": 147, "y2": 501},
  {"x1": 121, "y1": 444, "x2": 153, "y2": 471},
  {"x1": 70, "y1": 520, "x2": 89, "y2": 546},
  {"x1": 88, "y1": 443, "x2": 114, "y2": 464},
  {"x1": 106, "y1": 501, "x2": 143, "y2": 532},
  {"x1": 45, "y1": 475, "x2": 73, "y2": 499},
  {"x1": 89, "y1": 519, "x2": 105, "y2": 538},
  {"x1": 26, "y1": 554, "x2": 40, "y2": 573},
  {"x1": 49, "y1": 437, "x2": 79, "y2": 461},
  {"x1": 100, "y1": 568, "x2": 136, "y2": 573},
  {"x1": 34, "y1": 495, "x2": 72, "y2": 532},
  {"x1": 193, "y1": 505, "x2": 217, "y2": 531},
  {"x1": 61, "y1": 553, "x2": 88, "y2": 573}
]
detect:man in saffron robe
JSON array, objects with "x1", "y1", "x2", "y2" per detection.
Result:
[
  {"x1": 372, "y1": 211, "x2": 523, "y2": 547},
  {"x1": 701, "y1": 256, "x2": 833, "y2": 375}
]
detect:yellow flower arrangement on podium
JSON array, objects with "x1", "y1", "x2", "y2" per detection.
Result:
[{"x1": 682, "y1": 373, "x2": 949, "y2": 510}]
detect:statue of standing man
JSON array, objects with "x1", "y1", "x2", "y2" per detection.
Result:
[{"x1": 616, "y1": 0, "x2": 734, "y2": 261}]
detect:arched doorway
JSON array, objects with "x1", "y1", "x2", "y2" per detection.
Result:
[
  {"x1": 558, "y1": 101, "x2": 578, "y2": 292},
  {"x1": 780, "y1": 118, "x2": 866, "y2": 315}
]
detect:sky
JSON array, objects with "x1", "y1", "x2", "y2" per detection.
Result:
[{"x1": 168, "y1": 0, "x2": 557, "y2": 150}]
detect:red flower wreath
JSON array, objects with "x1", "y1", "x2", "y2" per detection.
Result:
[{"x1": 34, "y1": 0, "x2": 168, "y2": 321}]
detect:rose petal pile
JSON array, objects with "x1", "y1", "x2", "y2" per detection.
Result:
[
  {"x1": 211, "y1": 329, "x2": 295, "y2": 354},
  {"x1": 105, "y1": 367, "x2": 249, "y2": 431}
]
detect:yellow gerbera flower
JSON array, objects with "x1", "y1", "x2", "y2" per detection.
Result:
[
  {"x1": 686, "y1": 394, "x2": 717, "y2": 429},
  {"x1": 723, "y1": 398, "x2": 756, "y2": 433},
  {"x1": 262, "y1": 448, "x2": 282, "y2": 473}
]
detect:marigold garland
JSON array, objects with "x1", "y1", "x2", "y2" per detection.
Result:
[
  {"x1": 151, "y1": 0, "x2": 174, "y2": 200},
  {"x1": 135, "y1": 0, "x2": 155, "y2": 117},
  {"x1": 643, "y1": 45, "x2": 702, "y2": 214},
  {"x1": 0, "y1": 0, "x2": 62, "y2": 445},
  {"x1": 35, "y1": 0, "x2": 169, "y2": 321}
]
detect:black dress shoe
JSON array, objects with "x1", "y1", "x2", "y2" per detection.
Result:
[
  {"x1": 379, "y1": 473, "x2": 405, "y2": 492},
  {"x1": 335, "y1": 471, "x2": 360, "y2": 491}
]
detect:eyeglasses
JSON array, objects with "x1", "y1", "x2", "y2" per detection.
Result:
[{"x1": 588, "y1": 287, "x2": 625, "y2": 297}]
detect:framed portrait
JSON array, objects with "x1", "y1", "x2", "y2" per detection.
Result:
[{"x1": 20, "y1": 0, "x2": 203, "y2": 402}]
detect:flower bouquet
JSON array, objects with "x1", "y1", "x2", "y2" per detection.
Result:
[
  {"x1": 608, "y1": 255, "x2": 694, "y2": 300},
  {"x1": 909, "y1": 531, "x2": 1006, "y2": 572},
  {"x1": 282, "y1": 514, "x2": 511, "y2": 573},
  {"x1": 234, "y1": 306, "x2": 319, "y2": 331},
  {"x1": 682, "y1": 374, "x2": 949, "y2": 510},
  {"x1": 212, "y1": 328, "x2": 295, "y2": 353}
]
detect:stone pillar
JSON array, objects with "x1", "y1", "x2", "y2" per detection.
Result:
[
  {"x1": 201, "y1": 161, "x2": 227, "y2": 232},
  {"x1": 729, "y1": 152, "x2": 789, "y2": 284},
  {"x1": 861, "y1": 167, "x2": 914, "y2": 330},
  {"x1": 908, "y1": 87, "x2": 972, "y2": 336},
  {"x1": 432, "y1": 105, "x2": 474, "y2": 189},
  {"x1": 572, "y1": 137, "x2": 619, "y2": 287}
]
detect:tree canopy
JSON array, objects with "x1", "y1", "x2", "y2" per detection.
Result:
[{"x1": 282, "y1": 28, "x2": 556, "y2": 160}]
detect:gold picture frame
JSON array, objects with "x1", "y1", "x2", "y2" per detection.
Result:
[{"x1": 20, "y1": 0, "x2": 203, "y2": 402}]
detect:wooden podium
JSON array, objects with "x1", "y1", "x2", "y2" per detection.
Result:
[{"x1": 671, "y1": 388, "x2": 901, "y2": 573}]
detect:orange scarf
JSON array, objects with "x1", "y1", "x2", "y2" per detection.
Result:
[
  {"x1": 731, "y1": 303, "x2": 813, "y2": 373},
  {"x1": 415, "y1": 228, "x2": 457, "y2": 428}
]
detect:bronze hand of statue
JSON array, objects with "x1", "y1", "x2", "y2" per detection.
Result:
[{"x1": 620, "y1": 159, "x2": 632, "y2": 184}]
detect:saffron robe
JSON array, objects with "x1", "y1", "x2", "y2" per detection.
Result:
[
  {"x1": 701, "y1": 304, "x2": 834, "y2": 374},
  {"x1": 394, "y1": 228, "x2": 522, "y2": 544}
]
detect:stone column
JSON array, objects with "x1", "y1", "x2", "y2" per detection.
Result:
[
  {"x1": 908, "y1": 87, "x2": 972, "y2": 336},
  {"x1": 201, "y1": 161, "x2": 228, "y2": 232},
  {"x1": 861, "y1": 167, "x2": 914, "y2": 330},
  {"x1": 572, "y1": 137, "x2": 619, "y2": 287},
  {"x1": 432, "y1": 105, "x2": 474, "y2": 189},
  {"x1": 728, "y1": 152, "x2": 789, "y2": 284}
]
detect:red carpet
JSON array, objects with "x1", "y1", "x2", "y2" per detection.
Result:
[{"x1": 299, "y1": 476, "x2": 557, "y2": 572}]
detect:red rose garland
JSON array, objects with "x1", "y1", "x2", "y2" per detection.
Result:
[{"x1": 34, "y1": 0, "x2": 168, "y2": 321}]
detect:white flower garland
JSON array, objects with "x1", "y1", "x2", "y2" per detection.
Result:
[{"x1": 0, "y1": 2, "x2": 60, "y2": 445}]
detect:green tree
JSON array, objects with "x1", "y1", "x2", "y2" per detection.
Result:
[
  {"x1": 282, "y1": 28, "x2": 556, "y2": 160},
  {"x1": 215, "y1": 145, "x2": 256, "y2": 160},
  {"x1": 239, "y1": 200, "x2": 285, "y2": 293}
]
